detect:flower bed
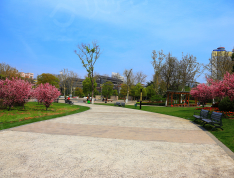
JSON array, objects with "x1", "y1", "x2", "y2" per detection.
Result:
[{"x1": 195, "y1": 107, "x2": 234, "y2": 118}]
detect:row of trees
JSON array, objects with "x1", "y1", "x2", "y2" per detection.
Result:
[
  {"x1": 150, "y1": 50, "x2": 203, "y2": 95},
  {"x1": 0, "y1": 78, "x2": 60, "y2": 111}
]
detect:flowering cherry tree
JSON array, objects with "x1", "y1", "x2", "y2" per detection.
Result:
[
  {"x1": 33, "y1": 83, "x2": 60, "y2": 110},
  {"x1": 0, "y1": 78, "x2": 32, "y2": 110},
  {"x1": 207, "y1": 72, "x2": 234, "y2": 101},
  {"x1": 190, "y1": 83, "x2": 213, "y2": 108}
]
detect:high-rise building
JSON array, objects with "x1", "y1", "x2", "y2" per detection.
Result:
[{"x1": 211, "y1": 47, "x2": 233, "y2": 80}]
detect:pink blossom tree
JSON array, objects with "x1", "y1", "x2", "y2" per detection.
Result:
[
  {"x1": 33, "y1": 83, "x2": 60, "y2": 110},
  {"x1": 207, "y1": 72, "x2": 234, "y2": 101},
  {"x1": 33, "y1": 84, "x2": 44, "y2": 104},
  {"x1": 190, "y1": 83, "x2": 213, "y2": 108},
  {"x1": 0, "y1": 78, "x2": 33, "y2": 110},
  {"x1": 222, "y1": 72, "x2": 234, "y2": 101}
]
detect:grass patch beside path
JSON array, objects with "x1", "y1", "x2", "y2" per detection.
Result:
[
  {"x1": 0, "y1": 102, "x2": 90, "y2": 130},
  {"x1": 95, "y1": 103, "x2": 234, "y2": 153}
]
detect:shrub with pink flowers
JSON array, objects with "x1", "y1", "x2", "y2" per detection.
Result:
[
  {"x1": 0, "y1": 78, "x2": 60, "y2": 111},
  {"x1": 0, "y1": 78, "x2": 33, "y2": 110},
  {"x1": 33, "y1": 83, "x2": 60, "y2": 110},
  {"x1": 190, "y1": 83, "x2": 213, "y2": 108},
  {"x1": 192, "y1": 72, "x2": 234, "y2": 117}
]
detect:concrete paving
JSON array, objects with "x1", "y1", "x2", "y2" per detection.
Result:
[{"x1": 0, "y1": 103, "x2": 234, "y2": 177}]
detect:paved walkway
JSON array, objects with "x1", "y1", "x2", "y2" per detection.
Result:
[{"x1": 0, "y1": 104, "x2": 234, "y2": 177}]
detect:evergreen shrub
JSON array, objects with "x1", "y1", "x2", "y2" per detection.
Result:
[{"x1": 218, "y1": 97, "x2": 234, "y2": 112}]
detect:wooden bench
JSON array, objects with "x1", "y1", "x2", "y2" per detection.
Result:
[
  {"x1": 193, "y1": 109, "x2": 209, "y2": 122},
  {"x1": 174, "y1": 104, "x2": 184, "y2": 107},
  {"x1": 202, "y1": 111, "x2": 223, "y2": 131},
  {"x1": 189, "y1": 104, "x2": 197, "y2": 107},
  {"x1": 107, "y1": 99, "x2": 113, "y2": 102}
]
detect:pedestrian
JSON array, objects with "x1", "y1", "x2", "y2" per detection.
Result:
[
  {"x1": 65, "y1": 96, "x2": 67, "y2": 103},
  {"x1": 67, "y1": 96, "x2": 71, "y2": 104}
]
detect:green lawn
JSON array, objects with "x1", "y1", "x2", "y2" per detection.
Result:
[
  {"x1": 0, "y1": 102, "x2": 90, "y2": 130},
  {"x1": 96, "y1": 103, "x2": 234, "y2": 153}
]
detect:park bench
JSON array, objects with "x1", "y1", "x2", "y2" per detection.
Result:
[
  {"x1": 202, "y1": 111, "x2": 223, "y2": 131},
  {"x1": 189, "y1": 104, "x2": 197, "y2": 107},
  {"x1": 107, "y1": 99, "x2": 113, "y2": 102},
  {"x1": 193, "y1": 109, "x2": 209, "y2": 122},
  {"x1": 53, "y1": 99, "x2": 59, "y2": 103},
  {"x1": 174, "y1": 104, "x2": 184, "y2": 107},
  {"x1": 65, "y1": 99, "x2": 74, "y2": 105},
  {"x1": 114, "y1": 102, "x2": 125, "y2": 107},
  {"x1": 114, "y1": 102, "x2": 121, "y2": 106}
]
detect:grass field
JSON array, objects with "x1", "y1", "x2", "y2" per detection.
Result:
[
  {"x1": 0, "y1": 102, "x2": 90, "y2": 130},
  {"x1": 96, "y1": 103, "x2": 234, "y2": 153}
]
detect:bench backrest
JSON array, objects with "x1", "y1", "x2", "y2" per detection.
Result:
[
  {"x1": 200, "y1": 109, "x2": 209, "y2": 118},
  {"x1": 116, "y1": 102, "x2": 120, "y2": 105},
  {"x1": 121, "y1": 103, "x2": 125, "y2": 106},
  {"x1": 210, "y1": 112, "x2": 223, "y2": 125}
]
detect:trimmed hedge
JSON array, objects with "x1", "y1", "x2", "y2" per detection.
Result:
[{"x1": 136, "y1": 102, "x2": 165, "y2": 106}]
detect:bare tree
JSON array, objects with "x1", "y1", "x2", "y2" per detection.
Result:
[
  {"x1": 160, "y1": 53, "x2": 178, "y2": 90},
  {"x1": 75, "y1": 41, "x2": 101, "y2": 103},
  {"x1": 134, "y1": 71, "x2": 147, "y2": 84},
  {"x1": 151, "y1": 50, "x2": 166, "y2": 94},
  {"x1": 58, "y1": 69, "x2": 69, "y2": 96},
  {"x1": 0, "y1": 62, "x2": 21, "y2": 79},
  {"x1": 67, "y1": 70, "x2": 79, "y2": 96},
  {"x1": 204, "y1": 51, "x2": 234, "y2": 80},
  {"x1": 123, "y1": 69, "x2": 133, "y2": 103},
  {"x1": 178, "y1": 53, "x2": 203, "y2": 91}
]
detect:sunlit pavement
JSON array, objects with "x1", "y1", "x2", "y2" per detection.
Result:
[{"x1": 0, "y1": 103, "x2": 234, "y2": 177}]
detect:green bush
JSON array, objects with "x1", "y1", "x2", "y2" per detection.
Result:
[
  {"x1": 218, "y1": 97, "x2": 234, "y2": 112},
  {"x1": 150, "y1": 95, "x2": 165, "y2": 102},
  {"x1": 0, "y1": 99, "x2": 7, "y2": 109},
  {"x1": 136, "y1": 102, "x2": 165, "y2": 106}
]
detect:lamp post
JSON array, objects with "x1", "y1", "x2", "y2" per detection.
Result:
[{"x1": 140, "y1": 89, "x2": 142, "y2": 109}]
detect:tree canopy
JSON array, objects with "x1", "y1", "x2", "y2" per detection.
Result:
[
  {"x1": 75, "y1": 87, "x2": 84, "y2": 98},
  {"x1": 120, "y1": 83, "x2": 128, "y2": 98},
  {"x1": 82, "y1": 77, "x2": 97, "y2": 96},
  {"x1": 0, "y1": 62, "x2": 21, "y2": 79},
  {"x1": 102, "y1": 81, "x2": 114, "y2": 99},
  {"x1": 75, "y1": 41, "x2": 101, "y2": 103},
  {"x1": 37, "y1": 73, "x2": 60, "y2": 88}
]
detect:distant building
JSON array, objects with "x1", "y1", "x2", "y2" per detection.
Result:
[
  {"x1": 211, "y1": 47, "x2": 233, "y2": 80},
  {"x1": 20, "y1": 72, "x2": 34, "y2": 79},
  {"x1": 96, "y1": 75, "x2": 123, "y2": 94},
  {"x1": 111, "y1": 72, "x2": 124, "y2": 82}
]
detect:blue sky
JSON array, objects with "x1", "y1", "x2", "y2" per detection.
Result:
[{"x1": 1, "y1": 0, "x2": 234, "y2": 83}]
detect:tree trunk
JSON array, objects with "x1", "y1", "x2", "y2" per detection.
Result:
[
  {"x1": 126, "y1": 86, "x2": 129, "y2": 103},
  {"x1": 91, "y1": 73, "x2": 94, "y2": 104},
  {"x1": 22, "y1": 102, "x2": 25, "y2": 110},
  {"x1": 64, "y1": 84, "x2": 66, "y2": 96}
]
